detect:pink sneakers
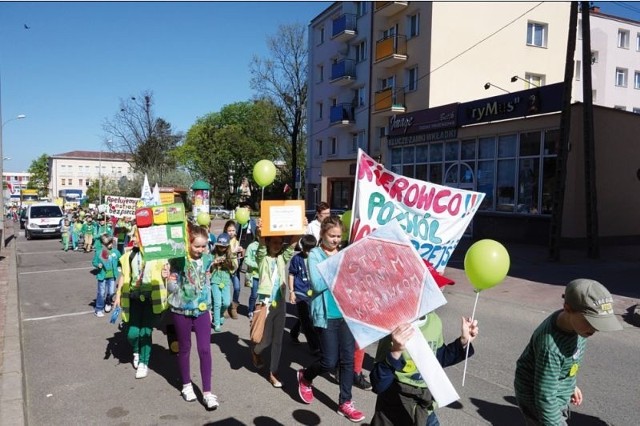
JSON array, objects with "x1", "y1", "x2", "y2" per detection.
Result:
[
  {"x1": 338, "y1": 400, "x2": 365, "y2": 422},
  {"x1": 297, "y1": 369, "x2": 314, "y2": 404}
]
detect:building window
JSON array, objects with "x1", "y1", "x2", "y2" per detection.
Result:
[
  {"x1": 575, "y1": 60, "x2": 581, "y2": 81},
  {"x1": 317, "y1": 140, "x2": 323, "y2": 156},
  {"x1": 317, "y1": 65, "x2": 324, "y2": 83},
  {"x1": 591, "y1": 50, "x2": 598, "y2": 64},
  {"x1": 318, "y1": 101, "x2": 323, "y2": 120},
  {"x1": 526, "y1": 22, "x2": 547, "y2": 47},
  {"x1": 351, "y1": 131, "x2": 365, "y2": 152},
  {"x1": 61, "y1": 179, "x2": 66, "y2": 186},
  {"x1": 407, "y1": 66, "x2": 418, "y2": 91},
  {"x1": 408, "y1": 13, "x2": 420, "y2": 38},
  {"x1": 381, "y1": 75, "x2": 395, "y2": 90},
  {"x1": 356, "y1": 1, "x2": 366, "y2": 17},
  {"x1": 525, "y1": 72, "x2": 545, "y2": 87},
  {"x1": 355, "y1": 87, "x2": 365, "y2": 107},
  {"x1": 592, "y1": 90, "x2": 597, "y2": 102},
  {"x1": 318, "y1": 27, "x2": 325, "y2": 45},
  {"x1": 633, "y1": 107, "x2": 640, "y2": 114},
  {"x1": 68, "y1": 179, "x2": 73, "y2": 185},
  {"x1": 78, "y1": 179, "x2": 83, "y2": 186},
  {"x1": 577, "y1": 19, "x2": 582, "y2": 40},
  {"x1": 637, "y1": 33, "x2": 640, "y2": 51},
  {"x1": 635, "y1": 71, "x2": 640, "y2": 90},
  {"x1": 614, "y1": 105, "x2": 626, "y2": 111},
  {"x1": 615, "y1": 68, "x2": 628, "y2": 87},
  {"x1": 329, "y1": 137, "x2": 337, "y2": 156},
  {"x1": 618, "y1": 29, "x2": 630, "y2": 48},
  {"x1": 355, "y1": 41, "x2": 366, "y2": 62}
]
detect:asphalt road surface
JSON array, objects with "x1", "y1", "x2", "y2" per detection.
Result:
[{"x1": 16, "y1": 233, "x2": 636, "y2": 425}]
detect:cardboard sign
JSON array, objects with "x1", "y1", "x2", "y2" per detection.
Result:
[
  {"x1": 136, "y1": 203, "x2": 187, "y2": 261},
  {"x1": 351, "y1": 149, "x2": 485, "y2": 272},
  {"x1": 104, "y1": 195, "x2": 140, "y2": 218},
  {"x1": 260, "y1": 200, "x2": 305, "y2": 237}
]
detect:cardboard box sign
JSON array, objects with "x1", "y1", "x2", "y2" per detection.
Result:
[
  {"x1": 260, "y1": 200, "x2": 306, "y2": 237},
  {"x1": 167, "y1": 203, "x2": 185, "y2": 223},
  {"x1": 153, "y1": 205, "x2": 168, "y2": 225},
  {"x1": 135, "y1": 207, "x2": 153, "y2": 228}
]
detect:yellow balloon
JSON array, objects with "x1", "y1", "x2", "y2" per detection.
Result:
[
  {"x1": 341, "y1": 210, "x2": 352, "y2": 241},
  {"x1": 464, "y1": 239, "x2": 510, "y2": 291},
  {"x1": 235, "y1": 207, "x2": 250, "y2": 225},
  {"x1": 197, "y1": 212, "x2": 211, "y2": 226}
]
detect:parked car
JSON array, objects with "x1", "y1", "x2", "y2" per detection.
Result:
[
  {"x1": 24, "y1": 203, "x2": 64, "y2": 240},
  {"x1": 210, "y1": 205, "x2": 232, "y2": 219}
]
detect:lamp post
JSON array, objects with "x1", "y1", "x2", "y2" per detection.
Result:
[
  {"x1": 483, "y1": 82, "x2": 510, "y2": 94},
  {"x1": 511, "y1": 75, "x2": 540, "y2": 87},
  {"x1": 0, "y1": 114, "x2": 26, "y2": 248}
]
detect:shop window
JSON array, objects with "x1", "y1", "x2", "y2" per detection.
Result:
[
  {"x1": 403, "y1": 164, "x2": 415, "y2": 178},
  {"x1": 461, "y1": 139, "x2": 476, "y2": 160},
  {"x1": 403, "y1": 146, "x2": 415, "y2": 163},
  {"x1": 416, "y1": 145, "x2": 428, "y2": 162},
  {"x1": 477, "y1": 160, "x2": 495, "y2": 210},
  {"x1": 429, "y1": 163, "x2": 443, "y2": 185},
  {"x1": 519, "y1": 131, "x2": 541, "y2": 156},
  {"x1": 496, "y1": 159, "x2": 516, "y2": 212},
  {"x1": 498, "y1": 134, "x2": 517, "y2": 158},
  {"x1": 478, "y1": 137, "x2": 495, "y2": 159},
  {"x1": 542, "y1": 157, "x2": 557, "y2": 214},
  {"x1": 544, "y1": 129, "x2": 560, "y2": 155},
  {"x1": 429, "y1": 143, "x2": 443, "y2": 162},
  {"x1": 445, "y1": 141, "x2": 458, "y2": 161},
  {"x1": 391, "y1": 148, "x2": 402, "y2": 164},
  {"x1": 518, "y1": 158, "x2": 540, "y2": 214},
  {"x1": 416, "y1": 164, "x2": 428, "y2": 181}
]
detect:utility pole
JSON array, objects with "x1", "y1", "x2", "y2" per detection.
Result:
[
  {"x1": 581, "y1": 2, "x2": 600, "y2": 258},
  {"x1": 549, "y1": 2, "x2": 579, "y2": 261}
]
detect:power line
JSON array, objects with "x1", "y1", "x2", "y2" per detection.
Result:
[{"x1": 307, "y1": 2, "x2": 545, "y2": 142}]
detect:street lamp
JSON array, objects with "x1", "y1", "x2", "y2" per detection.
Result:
[
  {"x1": 0, "y1": 113, "x2": 26, "y2": 248},
  {"x1": 511, "y1": 75, "x2": 540, "y2": 87},
  {"x1": 483, "y1": 82, "x2": 510, "y2": 94}
]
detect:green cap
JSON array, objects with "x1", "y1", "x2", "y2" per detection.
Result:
[{"x1": 564, "y1": 279, "x2": 622, "y2": 332}]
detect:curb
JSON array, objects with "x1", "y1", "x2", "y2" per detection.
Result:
[{"x1": 0, "y1": 226, "x2": 26, "y2": 426}]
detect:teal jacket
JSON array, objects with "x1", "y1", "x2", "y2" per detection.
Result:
[{"x1": 92, "y1": 247, "x2": 121, "y2": 281}]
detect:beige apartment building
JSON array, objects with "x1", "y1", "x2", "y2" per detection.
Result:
[
  {"x1": 48, "y1": 150, "x2": 134, "y2": 203},
  {"x1": 307, "y1": 2, "x2": 640, "y2": 242}
]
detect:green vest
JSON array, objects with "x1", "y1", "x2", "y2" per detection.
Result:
[{"x1": 119, "y1": 251, "x2": 168, "y2": 322}]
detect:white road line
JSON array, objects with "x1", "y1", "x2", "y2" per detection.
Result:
[
  {"x1": 19, "y1": 267, "x2": 93, "y2": 275},
  {"x1": 18, "y1": 251, "x2": 77, "y2": 255},
  {"x1": 23, "y1": 310, "x2": 95, "y2": 322}
]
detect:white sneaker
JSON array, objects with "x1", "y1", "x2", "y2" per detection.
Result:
[
  {"x1": 132, "y1": 353, "x2": 140, "y2": 369},
  {"x1": 203, "y1": 393, "x2": 219, "y2": 410},
  {"x1": 95, "y1": 311, "x2": 104, "y2": 318},
  {"x1": 181, "y1": 384, "x2": 197, "y2": 402},
  {"x1": 104, "y1": 304, "x2": 112, "y2": 313},
  {"x1": 135, "y1": 363, "x2": 148, "y2": 379}
]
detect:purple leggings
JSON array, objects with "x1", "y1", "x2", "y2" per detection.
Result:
[{"x1": 171, "y1": 311, "x2": 212, "y2": 393}]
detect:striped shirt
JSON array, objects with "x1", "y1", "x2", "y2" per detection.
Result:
[{"x1": 514, "y1": 310, "x2": 587, "y2": 425}]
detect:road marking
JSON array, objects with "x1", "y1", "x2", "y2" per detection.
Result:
[
  {"x1": 23, "y1": 310, "x2": 95, "y2": 322},
  {"x1": 19, "y1": 267, "x2": 94, "y2": 275},
  {"x1": 18, "y1": 250, "x2": 79, "y2": 255}
]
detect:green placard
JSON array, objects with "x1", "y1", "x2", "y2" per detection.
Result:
[{"x1": 138, "y1": 222, "x2": 187, "y2": 261}]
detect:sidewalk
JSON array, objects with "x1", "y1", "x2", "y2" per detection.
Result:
[{"x1": 0, "y1": 223, "x2": 25, "y2": 426}]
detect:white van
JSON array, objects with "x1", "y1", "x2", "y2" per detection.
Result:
[{"x1": 24, "y1": 203, "x2": 64, "y2": 240}]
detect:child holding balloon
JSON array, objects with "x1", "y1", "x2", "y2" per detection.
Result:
[{"x1": 369, "y1": 268, "x2": 479, "y2": 426}]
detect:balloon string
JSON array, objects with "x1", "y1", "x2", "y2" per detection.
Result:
[{"x1": 462, "y1": 290, "x2": 480, "y2": 387}]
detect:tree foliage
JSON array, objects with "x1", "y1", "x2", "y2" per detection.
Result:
[
  {"x1": 102, "y1": 91, "x2": 182, "y2": 180},
  {"x1": 27, "y1": 154, "x2": 50, "y2": 198},
  {"x1": 250, "y1": 23, "x2": 308, "y2": 196},
  {"x1": 174, "y1": 100, "x2": 287, "y2": 207}
]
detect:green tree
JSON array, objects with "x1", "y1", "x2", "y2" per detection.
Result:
[
  {"x1": 174, "y1": 100, "x2": 287, "y2": 207},
  {"x1": 102, "y1": 91, "x2": 182, "y2": 181},
  {"x1": 27, "y1": 154, "x2": 50, "y2": 198},
  {"x1": 85, "y1": 176, "x2": 120, "y2": 204},
  {"x1": 250, "y1": 23, "x2": 308, "y2": 198}
]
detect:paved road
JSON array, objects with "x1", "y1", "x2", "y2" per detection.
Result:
[{"x1": 7, "y1": 222, "x2": 640, "y2": 425}]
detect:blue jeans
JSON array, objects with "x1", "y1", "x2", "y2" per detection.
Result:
[
  {"x1": 303, "y1": 318, "x2": 355, "y2": 405},
  {"x1": 95, "y1": 278, "x2": 115, "y2": 312},
  {"x1": 247, "y1": 277, "x2": 259, "y2": 316},
  {"x1": 231, "y1": 271, "x2": 241, "y2": 304}
]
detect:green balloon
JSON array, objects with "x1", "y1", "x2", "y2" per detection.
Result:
[
  {"x1": 464, "y1": 239, "x2": 510, "y2": 291},
  {"x1": 341, "y1": 210, "x2": 352, "y2": 242},
  {"x1": 235, "y1": 207, "x2": 250, "y2": 225},
  {"x1": 196, "y1": 212, "x2": 211, "y2": 227},
  {"x1": 253, "y1": 160, "x2": 277, "y2": 187}
]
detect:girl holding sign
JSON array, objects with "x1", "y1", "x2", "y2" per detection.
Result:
[
  {"x1": 297, "y1": 216, "x2": 366, "y2": 423},
  {"x1": 166, "y1": 224, "x2": 218, "y2": 411}
]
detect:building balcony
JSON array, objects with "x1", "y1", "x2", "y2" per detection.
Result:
[
  {"x1": 330, "y1": 103, "x2": 356, "y2": 127},
  {"x1": 330, "y1": 59, "x2": 357, "y2": 86},
  {"x1": 374, "y1": 1, "x2": 408, "y2": 17},
  {"x1": 332, "y1": 13, "x2": 357, "y2": 42},
  {"x1": 375, "y1": 34, "x2": 407, "y2": 67},
  {"x1": 373, "y1": 87, "x2": 405, "y2": 115}
]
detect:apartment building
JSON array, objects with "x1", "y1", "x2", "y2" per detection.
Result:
[
  {"x1": 48, "y1": 150, "x2": 134, "y2": 201},
  {"x1": 574, "y1": 8, "x2": 640, "y2": 112},
  {"x1": 308, "y1": 2, "x2": 640, "y2": 242},
  {"x1": 2, "y1": 172, "x2": 31, "y2": 206}
]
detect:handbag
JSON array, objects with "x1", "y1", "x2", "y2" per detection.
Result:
[{"x1": 249, "y1": 302, "x2": 269, "y2": 344}]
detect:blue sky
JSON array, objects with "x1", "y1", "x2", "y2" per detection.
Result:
[{"x1": 1, "y1": 1, "x2": 639, "y2": 173}]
